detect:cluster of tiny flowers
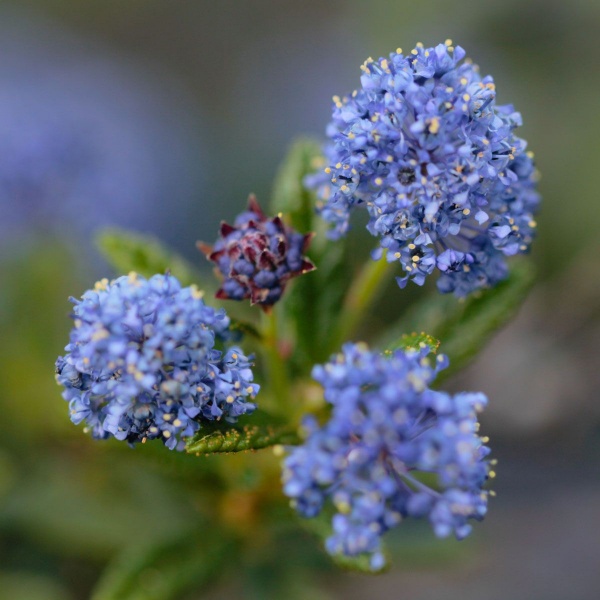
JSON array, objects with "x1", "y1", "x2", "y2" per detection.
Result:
[
  {"x1": 55, "y1": 273, "x2": 259, "y2": 450},
  {"x1": 308, "y1": 40, "x2": 540, "y2": 296},
  {"x1": 282, "y1": 343, "x2": 491, "y2": 569},
  {"x1": 199, "y1": 195, "x2": 315, "y2": 308}
]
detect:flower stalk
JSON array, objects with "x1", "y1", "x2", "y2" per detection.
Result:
[{"x1": 329, "y1": 250, "x2": 394, "y2": 351}]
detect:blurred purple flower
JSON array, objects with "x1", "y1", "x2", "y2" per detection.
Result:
[{"x1": 0, "y1": 9, "x2": 205, "y2": 248}]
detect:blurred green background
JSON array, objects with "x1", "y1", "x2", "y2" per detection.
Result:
[{"x1": 0, "y1": 1, "x2": 599, "y2": 599}]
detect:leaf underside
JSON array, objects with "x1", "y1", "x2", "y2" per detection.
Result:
[
  {"x1": 389, "y1": 331, "x2": 440, "y2": 354},
  {"x1": 186, "y1": 413, "x2": 300, "y2": 455}
]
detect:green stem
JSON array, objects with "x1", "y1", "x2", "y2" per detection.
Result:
[
  {"x1": 261, "y1": 308, "x2": 290, "y2": 412},
  {"x1": 329, "y1": 250, "x2": 395, "y2": 352}
]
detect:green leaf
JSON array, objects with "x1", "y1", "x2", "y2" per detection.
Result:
[
  {"x1": 283, "y1": 240, "x2": 349, "y2": 368},
  {"x1": 96, "y1": 228, "x2": 201, "y2": 286},
  {"x1": 91, "y1": 532, "x2": 234, "y2": 600},
  {"x1": 381, "y1": 261, "x2": 535, "y2": 380},
  {"x1": 185, "y1": 412, "x2": 300, "y2": 455},
  {"x1": 388, "y1": 332, "x2": 440, "y2": 354},
  {"x1": 229, "y1": 318, "x2": 263, "y2": 342},
  {"x1": 269, "y1": 137, "x2": 352, "y2": 369},
  {"x1": 0, "y1": 572, "x2": 70, "y2": 600},
  {"x1": 270, "y1": 137, "x2": 323, "y2": 234},
  {"x1": 0, "y1": 451, "x2": 200, "y2": 561}
]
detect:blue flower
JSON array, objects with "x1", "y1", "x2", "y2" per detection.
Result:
[
  {"x1": 307, "y1": 41, "x2": 540, "y2": 296},
  {"x1": 198, "y1": 195, "x2": 315, "y2": 309},
  {"x1": 55, "y1": 273, "x2": 259, "y2": 450},
  {"x1": 282, "y1": 343, "x2": 491, "y2": 569}
]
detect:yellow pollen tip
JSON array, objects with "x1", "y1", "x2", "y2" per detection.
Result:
[
  {"x1": 94, "y1": 278, "x2": 109, "y2": 292},
  {"x1": 190, "y1": 285, "x2": 204, "y2": 299},
  {"x1": 335, "y1": 500, "x2": 352, "y2": 514}
]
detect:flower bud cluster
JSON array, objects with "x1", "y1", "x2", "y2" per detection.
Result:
[
  {"x1": 308, "y1": 41, "x2": 539, "y2": 295},
  {"x1": 56, "y1": 273, "x2": 258, "y2": 450},
  {"x1": 283, "y1": 343, "x2": 490, "y2": 569},
  {"x1": 199, "y1": 195, "x2": 315, "y2": 308}
]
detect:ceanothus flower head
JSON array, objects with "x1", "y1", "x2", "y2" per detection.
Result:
[
  {"x1": 55, "y1": 273, "x2": 259, "y2": 450},
  {"x1": 307, "y1": 40, "x2": 540, "y2": 296},
  {"x1": 198, "y1": 195, "x2": 315, "y2": 309},
  {"x1": 282, "y1": 343, "x2": 491, "y2": 570}
]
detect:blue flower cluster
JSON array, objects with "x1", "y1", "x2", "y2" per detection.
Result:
[
  {"x1": 308, "y1": 41, "x2": 540, "y2": 296},
  {"x1": 55, "y1": 273, "x2": 259, "y2": 450},
  {"x1": 282, "y1": 343, "x2": 491, "y2": 569}
]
